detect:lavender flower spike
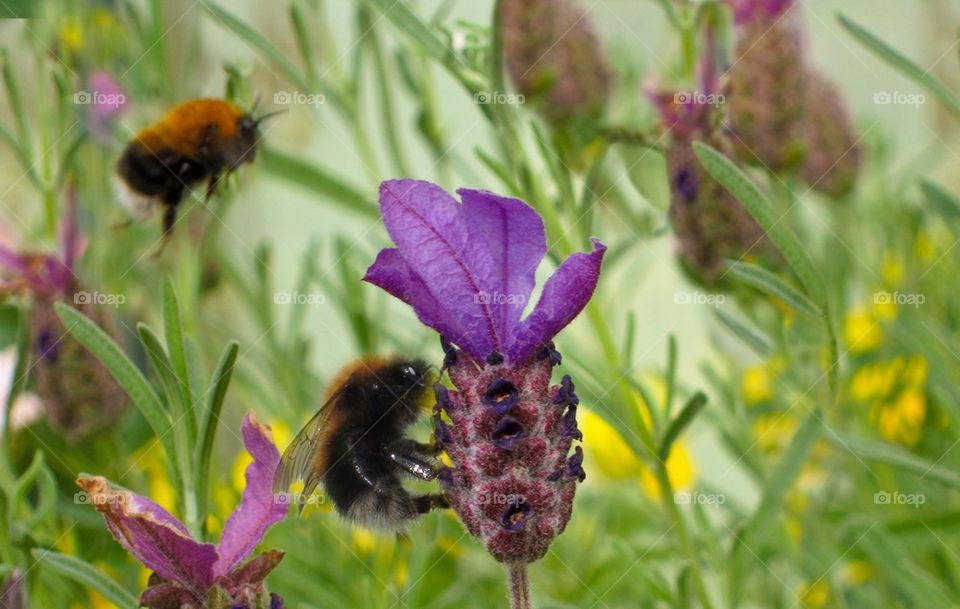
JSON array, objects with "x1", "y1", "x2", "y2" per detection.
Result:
[
  {"x1": 364, "y1": 180, "x2": 605, "y2": 600},
  {"x1": 76, "y1": 413, "x2": 288, "y2": 609}
]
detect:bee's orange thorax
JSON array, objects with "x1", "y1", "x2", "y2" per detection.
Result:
[{"x1": 132, "y1": 98, "x2": 245, "y2": 158}]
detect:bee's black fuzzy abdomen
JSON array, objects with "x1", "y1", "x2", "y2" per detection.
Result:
[{"x1": 117, "y1": 143, "x2": 210, "y2": 206}]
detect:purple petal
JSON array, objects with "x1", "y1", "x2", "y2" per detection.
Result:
[
  {"x1": 363, "y1": 248, "x2": 467, "y2": 350},
  {"x1": 0, "y1": 569, "x2": 24, "y2": 609},
  {"x1": 214, "y1": 413, "x2": 288, "y2": 577},
  {"x1": 375, "y1": 179, "x2": 501, "y2": 360},
  {"x1": 76, "y1": 476, "x2": 216, "y2": 592},
  {"x1": 457, "y1": 188, "x2": 546, "y2": 339},
  {"x1": 507, "y1": 238, "x2": 606, "y2": 363}
]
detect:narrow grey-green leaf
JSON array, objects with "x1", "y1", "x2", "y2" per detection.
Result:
[
  {"x1": 828, "y1": 431, "x2": 960, "y2": 489},
  {"x1": 838, "y1": 14, "x2": 960, "y2": 119},
  {"x1": 31, "y1": 550, "x2": 138, "y2": 609},
  {"x1": 726, "y1": 260, "x2": 821, "y2": 317},
  {"x1": 658, "y1": 392, "x2": 707, "y2": 461},
  {"x1": 260, "y1": 148, "x2": 376, "y2": 219}
]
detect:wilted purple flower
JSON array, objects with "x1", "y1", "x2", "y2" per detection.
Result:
[
  {"x1": 363, "y1": 180, "x2": 604, "y2": 571},
  {"x1": 724, "y1": 0, "x2": 808, "y2": 171},
  {"x1": 86, "y1": 70, "x2": 128, "y2": 138},
  {"x1": 0, "y1": 569, "x2": 25, "y2": 609},
  {"x1": 76, "y1": 413, "x2": 288, "y2": 609},
  {"x1": 0, "y1": 191, "x2": 126, "y2": 439},
  {"x1": 499, "y1": 0, "x2": 611, "y2": 124}
]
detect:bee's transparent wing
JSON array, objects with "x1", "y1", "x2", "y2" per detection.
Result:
[{"x1": 273, "y1": 389, "x2": 343, "y2": 514}]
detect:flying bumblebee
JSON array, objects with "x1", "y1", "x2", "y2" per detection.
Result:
[
  {"x1": 116, "y1": 98, "x2": 278, "y2": 238},
  {"x1": 273, "y1": 357, "x2": 448, "y2": 530}
]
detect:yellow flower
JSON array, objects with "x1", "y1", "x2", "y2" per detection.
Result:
[
  {"x1": 351, "y1": 527, "x2": 378, "y2": 556},
  {"x1": 752, "y1": 413, "x2": 798, "y2": 454},
  {"x1": 580, "y1": 409, "x2": 643, "y2": 480},
  {"x1": 799, "y1": 580, "x2": 830, "y2": 608},
  {"x1": 140, "y1": 447, "x2": 176, "y2": 513},
  {"x1": 639, "y1": 442, "x2": 695, "y2": 500},
  {"x1": 915, "y1": 231, "x2": 936, "y2": 262},
  {"x1": 843, "y1": 307, "x2": 882, "y2": 354},
  {"x1": 59, "y1": 16, "x2": 84, "y2": 52},
  {"x1": 842, "y1": 560, "x2": 875, "y2": 585},
  {"x1": 741, "y1": 365, "x2": 773, "y2": 406},
  {"x1": 873, "y1": 388, "x2": 926, "y2": 446}
]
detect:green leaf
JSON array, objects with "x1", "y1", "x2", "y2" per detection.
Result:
[
  {"x1": 838, "y1": 13, "x2": 960, "y2": 120},
  {"x1": 827, "y1": 432, "x2": 960, "y2": 489},
  {"x1": 196, "y1": 340, "x2": 240, "y2": 537},
  {"x1": 260, "y1": 147, "x2": 377, "y2": 219},
  {"x1": 54, "y1": 304, "x2": 173, "y2": 458},
  {"x1": 921, "y1": 178, "x2": 960, "y2": 224},
  {"x1": 694, "y1": 142, "x2": 838, "y2": 394},
  {"x1": 201, "y1": 2, "x2": 310, "y2": 91},
  {"x1": 30, "y1": 550, "x2": 139, "y2": 609},
  {"x1": 658, "y1": 392, "x2": 707, "y2": 462},
  {"x1": 726, "y1": 260, "x2": 821, "y2": 317},
  {"x1": 163, "y1": 280, "x2": 196, "y2": 443},
  {"x1": 714, "y1": 308, "x2": 773, "y2": 357}
]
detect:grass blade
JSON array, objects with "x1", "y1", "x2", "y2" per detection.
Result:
[
  {"x1": 260, "y1": 148, "x2": 377, "y2": 219},
  {"x1": 658, "y1": 392, "x2": 707, "y2": 461},
  {"x1": 31, "y1": 550, "x2": 138, "y2": 609},
  {"x1": 726, "y1": 260, "x2": 821, "y2": 317}
]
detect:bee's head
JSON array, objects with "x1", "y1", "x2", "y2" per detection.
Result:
[
  {"x1": 233, "y1": 109, "x2": 284, "y2": 166},
  {"x1": 382, "y1": 359, "x2": 433, "y2": 412}
]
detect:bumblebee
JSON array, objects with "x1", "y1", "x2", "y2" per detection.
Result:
[
  {"x1": 116, "y1": 98, "x2": 276, "y2": 237},
  {"x1": 274, "y1": 357, "x2": 448, "y2": 530}
]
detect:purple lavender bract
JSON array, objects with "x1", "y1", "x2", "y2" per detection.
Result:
[
  {"x1": 76, "y1": 413, "x2": 288, "y2": 609},
  {"x1": 363, "y1": 179, "x2": 605, "y2": 564}
]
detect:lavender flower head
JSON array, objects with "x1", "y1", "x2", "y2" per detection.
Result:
[
  {"x1": 0, "y1": 191, "x2": 126, "y2": 438},
  {"x1": 86, "y1": 70, "x2": 128, "y2": 138},
  {"x1": 76, "y1": 413, "x2": 288, "y2": 609},
  {"x1": 364, "y1": 180, "x2": 604, "y2": 568}
]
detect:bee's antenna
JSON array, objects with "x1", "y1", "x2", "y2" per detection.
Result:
[{"x1": 254, "y1": 109, "x2": 287, "y2": 127}]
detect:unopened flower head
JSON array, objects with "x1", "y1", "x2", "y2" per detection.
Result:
[
  {"x1": 76, "y1": 413, "x2": 288, "y2": 609},
  {"x1": 499, "y1": 0, "x2": 611, "y2": 124},
  {"x1": 364, "y1": 180, "x2": 605, "y2": 564},
  {"x1": 724, "y1": 0, "x2": 808, "y2": 171},
  {"x1": 798, "y1": 70, "x2": 863, "y2": 198}
]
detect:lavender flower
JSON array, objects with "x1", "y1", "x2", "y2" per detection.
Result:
[
  {"x1": 363, "y1": 180, "x2": 604, "y2": 578},
  {"x1": 499, "y1": 0, "x2": 611, "y2": 124},
  {"x1": 86, "y1": 70, "x2": 128, "y2": 139},
  {"x1": 724, "y1": 0, "x2": 808, "y2": 171},
  {"x1": 648, "y1": 27, "x2": 778, "y2": 284},
  {"x1": 798, "y1": 70, "x2": 862, "y2": 198},
  {"x1": 76, "y1": 413, "x2": 288, "y2": 609},
  {"x1": 0, "y1": 191, "x2": 126, "y2": 439}
]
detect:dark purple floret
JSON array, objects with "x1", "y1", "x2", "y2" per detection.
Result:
[
  {"x1": 434, "y1": 382, "x2": 453, "y2": 410},
  {"x1": 537, "y1": 341, "x2": 562, "y2": 366},
  {"x1": 433, "y1": 409, "x2": 453, "y2": 444},
  {"x1": 553, "y1": 375, "x2": 579, "y2": 407},
  {"x1": 483, "y1": 378, "x2": 520, "y2": 416},
  {"x1": 562, "y1": 406, "x2": 582, "y2": 441},
  {"x1": 36, "y1": 328, "x2": 59, "y2": 362},
  {"x1": 501, "y1": 500, "x2": 532, "y2": 531},
  {"x1": 440, "y1": 336, "x2": 458, "y2": 372},
  {"x1": 566, "y1": 446, "x2": 586, "y2": 482},
  {"x1": 492, "y1": 416, "x2": 526, "y2": 450},
  {"x1": 674, "y1": 168, "x2": 698, "y2": 202}
]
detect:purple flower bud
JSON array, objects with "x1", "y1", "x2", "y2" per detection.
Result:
[
  {"x1": 798, "y1": 70, "x2": 862, "y2": 198},
  {"x1": 483, "y1": 378, "x2": 520, "y2": 415},
  {"x1": 492, "y1": 416, "x2": 526, "y2": 449}
]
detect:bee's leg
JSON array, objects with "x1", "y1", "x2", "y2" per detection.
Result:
[
  {"x1": 389, "y1": 451, "x2": 440, "y2": 481},
  {"x1": 161, "y1": 203, "x2": 177, "y2": 239},
  {"x1": 411, "y1": 493, "x2": 449, "y2": 515},
  {"x1": 205, "y1": 174, "x2": 222, "y2": 202}
]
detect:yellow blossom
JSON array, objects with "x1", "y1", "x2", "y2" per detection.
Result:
[
  {"x1": 881, "y1": 252, "x2": 904, "y2": 286},
  {"x1": 915, "y1": 231, "x2": 935, "y2": 262},
  {"x1": 843, "y1": 307, "x2": 882, "y2": 354},
  {"x1": 580, "y1": 409, "x2": 643, "y2": 480},
  {"x1": 741, "y1": 365, "x2": 774, "y2": 406},
  {"x1": 842, "y1": 560, "x2": 875, "y2": 585},
  {"x1": 752, "y1": 413, "x2": 798, "y2": 454},
  {"x1": 639, "y1": 442, "x2": 695, "y2": 499},
  {"x1": 873, "y1": 388, "x2": 926, "y2": 446},
  {"x1": 799, "y1": 580, "x2": 830, "y2": 608}
]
